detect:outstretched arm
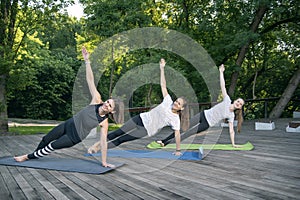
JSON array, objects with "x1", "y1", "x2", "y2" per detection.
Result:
[
  {"x1": 219, "y1": 64, "x2": 228, "y2": 98},
  {"x1": 82, "y1": 47, "x2": 102, "y2": 104},
  {"x1": 160, "y1": 58, "x2": 168, "y2": 98}
]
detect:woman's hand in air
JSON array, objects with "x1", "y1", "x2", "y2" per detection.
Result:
[
  {"x1": 160, "y1": 58, "x2": 166, "y2": 70},
  {"x1": 219, "y1": 64, "x2": 225, "y2": 73},
  {"x1": 82, "y1": 46, "x2": 89, "y2": 62}
]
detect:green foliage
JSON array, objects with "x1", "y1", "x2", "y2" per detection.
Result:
[
  {"x1": 6, "y1": 11, "x2": 80, "y2": 120},
  {"x1": 1, "y1": 0, "x2": 298, "y2": 122},
  {"x1": 78, "y1": 0, "x2": 299, "y2": 119},
  {"x1": 83, "y1": 0, "x2": 153, "y2": 37},
  {"x1": 8, "y1": 50, "x2": 75, "y2": 120}
]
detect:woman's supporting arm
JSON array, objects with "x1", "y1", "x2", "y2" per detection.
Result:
[
  {"x1": 100, "y1": 120, "x2": 115, "y2": 168},
  {"x1": 174, "y1": 130, "x2": 182, "y2": 156},
  {"x1": 229, "y1": 122, "x2": 242, "y2": 148}
]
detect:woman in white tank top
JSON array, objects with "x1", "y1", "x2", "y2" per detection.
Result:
[{"x1": 88, "y1": 59, "x2": 190, "y2": 156}]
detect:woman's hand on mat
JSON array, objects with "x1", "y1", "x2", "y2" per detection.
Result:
[
  {"x1": 232, "y1": 144, "x2": 243, "y2": 148},
  {"x1": 173, "y1": 151, "x2": 182, "y2": 156},
  {"x1": 102, "y1": 162, "x2": 116, "y2": 168}
]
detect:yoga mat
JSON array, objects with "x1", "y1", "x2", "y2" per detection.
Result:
[
  {"x1": 85, "y1": 149, "x2": 202, "y2": 161},
  {"x1": 147, "y1": 141, "x2": 254, "y2": 150},
  {"x1": 0, "y1": 156, "x2": 124, "y2": 174}
]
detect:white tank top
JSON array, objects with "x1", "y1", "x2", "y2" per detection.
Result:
[
  {"x1": 140, "y1": 95, "x2": 180, "y2": 136},
  {"x1": 204, "y1": 95, "x2": 234, "y2": 127}
]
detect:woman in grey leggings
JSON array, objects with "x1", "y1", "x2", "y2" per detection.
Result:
[{"x1": 14, "y1": 47, "x2": 116, "y2": 168}]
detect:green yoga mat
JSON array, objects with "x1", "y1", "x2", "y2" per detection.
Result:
[{"x1": 147, "y1": 141, "x2": 254, "y2": 150}]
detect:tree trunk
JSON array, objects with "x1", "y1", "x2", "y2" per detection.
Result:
[
  {"x1": 269, "y1": 68, "x2": 300, "y2": 118},
  {"x1": 228, "y1": 5, "x2": 268, "y2": 96},
  {"x1": 0, "y1": 74, "x2": 8, "y2": 133},
  {"x1": 0, "y1": 0, "x2": 11, "y2": 133}
]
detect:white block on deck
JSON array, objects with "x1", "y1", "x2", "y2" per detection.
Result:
[
  {"x1": 293, "y1": 111, "x2": 300, "y2": 118},
  {"x1": 286, "y1": 126, "x2": 300, "y2": 133},
  {"x1": 255, "y1": 122, "x2": 275, "y2": 130}
]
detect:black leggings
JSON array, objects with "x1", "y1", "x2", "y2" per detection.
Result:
[
  {"x1": 161, "y1": 111, "x2": 209, "y2": 145},
  {"x1": 28, "y1": 122, "x2": 79, "y2": 159},
  {"x1": 107, "y1": 115, "x2": 148, "y2": 148}
]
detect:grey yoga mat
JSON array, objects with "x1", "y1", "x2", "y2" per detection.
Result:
[{"x1": 0, "y1": 156, "x2": 123, "y2": 174}]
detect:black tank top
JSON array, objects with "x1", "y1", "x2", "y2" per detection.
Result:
[{"x1": 73, "y1": 104, "x2": 109, "y2": 140}]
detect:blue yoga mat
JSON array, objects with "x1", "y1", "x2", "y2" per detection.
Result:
[
  {"x1": 0, "y1": 156, "x2": 124, "y2": 174},
  {"x1": 85, "y1": 149, "x2": 202, "y2": 161}
]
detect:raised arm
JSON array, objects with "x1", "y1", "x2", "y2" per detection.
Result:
[
  {"x1": 160, "y1": 58, "x2": 168, "y2": 98},
  {"x1": 82, "y1": 47, "x2": 102, "y2": 104},
  {"x1": 219, "y1": 64, "x2": 228, "y2": 98}
]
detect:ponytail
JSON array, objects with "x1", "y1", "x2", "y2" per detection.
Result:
[
  {"x1": 110, "y1": 98, "x2": 124, "y2": 124},
  {"x1": 236, "y1": 109, "x2": 244, "y2": 133},
  {"x1": 178, "y1": 97, "x2": 190, "y2": 131}
]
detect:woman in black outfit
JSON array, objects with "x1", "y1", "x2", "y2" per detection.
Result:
[{"x1": 14, "y1": 47, "x2": 116, "y2": 168}]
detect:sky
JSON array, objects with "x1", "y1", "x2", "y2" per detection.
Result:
[{"x1": 66, "y1": 0, "x2": 84, "y2": 19}]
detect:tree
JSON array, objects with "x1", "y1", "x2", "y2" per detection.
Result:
[
  {"x1": 269, "y1": 68, "x2": 300, "y2": 118},
  {"x1": 229, "y1": 0, "x2": 299, "y2": 96},
  {"x1": 82, "y1": 0, "x2": 156, "y2": 100},
  {"x1": 0, "y1": 0, "x2": 71, "y2": 132},
  {"x1": 8, "y1": 48, "x2": 76, "y2": 120},
  {"x1": 2, "y1": 0, "x2": 295, "y2": 121},
  {"x1": 228, "y1": 3, "x2": 268, "y2": 96},
  {"x1": 75, "y1": 0, "x2": 300, "y2": 119}
]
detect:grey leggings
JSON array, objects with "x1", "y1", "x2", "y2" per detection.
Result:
[{"x1": 28, "y1": 120, "x2": 80, "y2": 159}]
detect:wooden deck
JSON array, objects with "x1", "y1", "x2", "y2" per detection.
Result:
[{"x1": 0, "y1": 118, "x2": 299, "y2": 199}]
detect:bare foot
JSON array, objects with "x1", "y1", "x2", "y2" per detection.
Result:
[
  {"x1": 156, "y1": 141, "x2": 165, "y2": 147},
  {"x1": 14, "y1": 154, "x2": 28, "y2": 162},
  {"x1": 88, "y1": 142, "x2": 101, "y2": 154}
]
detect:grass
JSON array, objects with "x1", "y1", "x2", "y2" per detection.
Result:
[
  {"x1": 9, "y1": 126, "x2": 56, "y2": 135},
  {"x1": 108, "y1": 124, "x2": 122, "y2": 131},
  {"x1": 8, "y1": 124, "x2": 122, "y2": 135}
]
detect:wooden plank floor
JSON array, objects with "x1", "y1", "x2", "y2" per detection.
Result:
[{"x1": 1, "y1": 118, "x2": 300, "y2": 199}]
